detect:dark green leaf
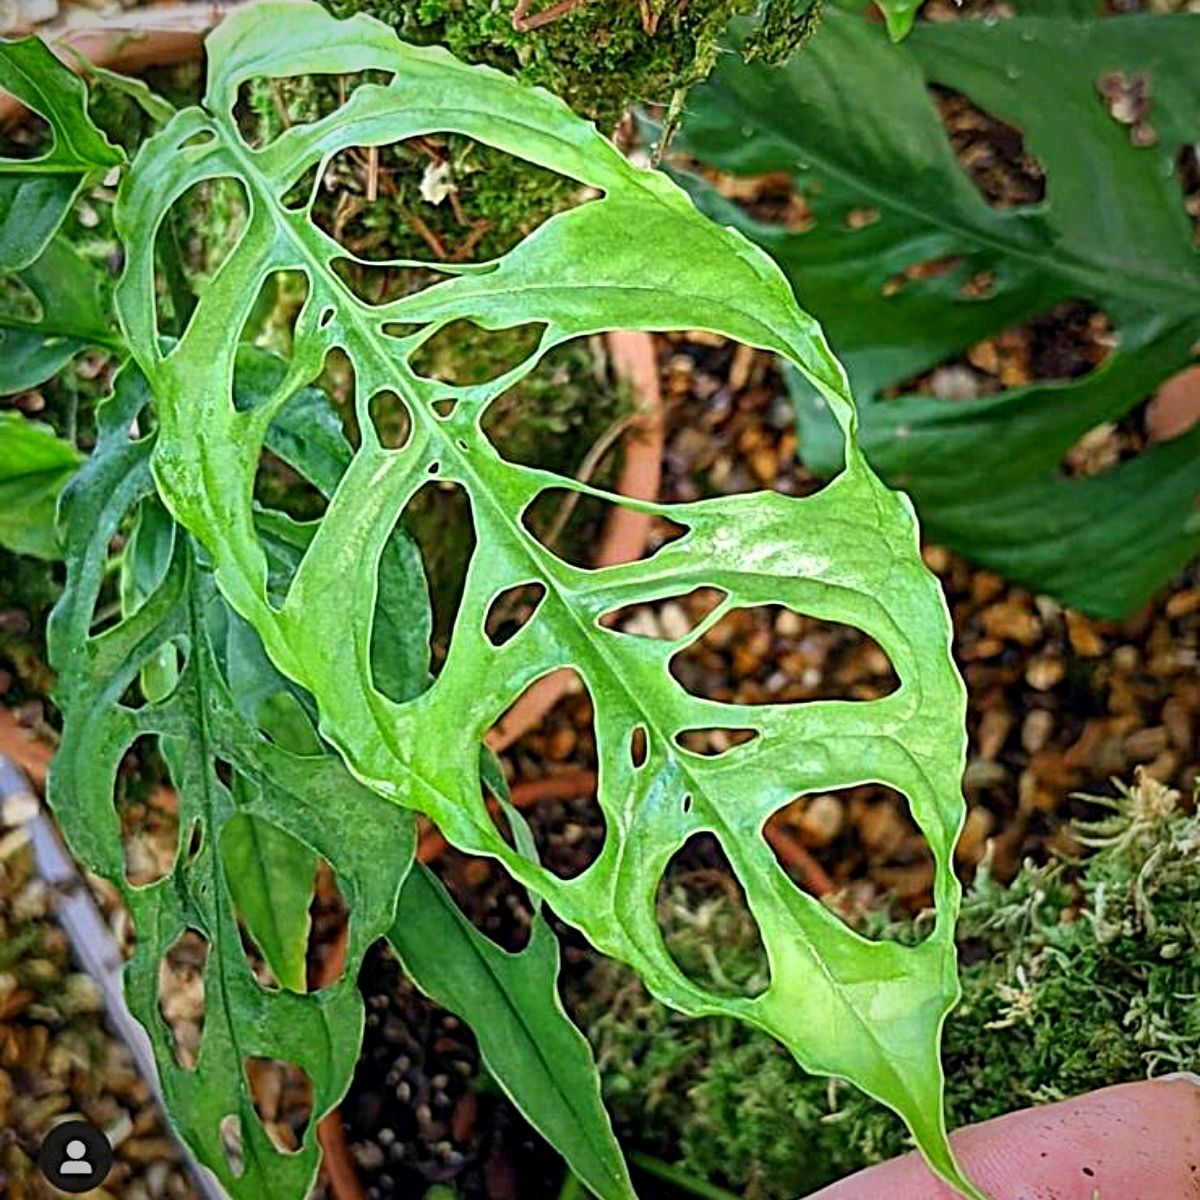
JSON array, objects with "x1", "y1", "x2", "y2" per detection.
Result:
[
  {"x1": 0, "y1": 236, "x2": 118, "y2": 393},
  {"x1": 0, "y1": 37, "x2": 123, "y2": 270},
  {"x1": 47, "y1": 365, "x2": 415, "y2": 1198},
  {"x1": 680, "y1": 8, "x2": 1200, "y2": 616},
  {"x1": 391, "y1": 866, "x2": 633, "y2": 1200}
]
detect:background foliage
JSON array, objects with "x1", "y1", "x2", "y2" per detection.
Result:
[{"x1": 679, "y1": 4, "x2": 1200, "y2": 617}]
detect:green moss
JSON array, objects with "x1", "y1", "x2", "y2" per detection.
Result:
[
  {"x1": 578, "y1": 772, "x2": 1200, "y2": 1198},
  {"x1": 324, "y1": 0, "x2": 760, "y2": 130},
  {"x1": 283, "y1": 0, "x2": 820, "y2": 264}
]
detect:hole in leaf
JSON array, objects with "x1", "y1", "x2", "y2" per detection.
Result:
[
  {"x1": 307, "y1": 858, "x2": 349, "y2": 990},
  {"x1": 219, "y1": 1113, "x2": 245, "y2": 1178},
  {"x1": 1147, "y1": 366, "x2": 1200, "y2": 444},
  {"x1": 234, "y1": 71, "x2": 395, "y2": 150},
  {"x1": 1059, "y1": 396, "x2": 1163, "y2": 479},
  {"x1": 239, "y1": 269, "x2": 311, "y2": 355},
  {"x1": 485, "y1": 582, "x2": 547, "y2": 647},
  {"x1": 244, "y1": 1057, "x2": 314, "y2": 1153},
  {"x1": 185, "y1": 819, "x2": 203, "y2": 862},
  {"x1": 383, "y1": 321, "x2": 423, "y2": 340},
  {"x1": 669, "y1": 606, "x2": 898, "y2": 704},
  {"x1": 0, "y1": 86, "x2": 57, "y2": 157},
  {"x1": 601, "y1": 587, "x2": 726, "y2": 640},
  {"x1": 482, "y1": 334, "x2": 627, "y2": 474},
  {"x1": 630, "y1": 725, "x2": 648, "y2": 768},
  {"x1": 766, "y1": 783, "x2": 936, "y2": 936},
  {"x1": 367, "y1": 389, "x2": 412, "y2": 450},
  {"x1": 255, "y1": 447, "x2": 329, "y2": 523},
  {"x1": 1097, "y1": 69, "x2": 1159, "y2": 148},
  {"x1": 400, "y1": 481, "x2": 475, "y2": 679},
  {"x1": 221, "y1": 813, "x2": 319, "y2": 992},
  {"x1": 153, "y1": 177, "x2": 249, "y2": 337},
  {"x1": 521, "y1": 488, "x2": 686, "y2": 570},
  {"x1": 889, "y1": 300, "x2": 1116, "y2": 400},
  {"x1": 312, "y1": 134, "x2": 580, "y2": 264},
  {"x1": 709, "y1": 169, "x2": 814, "y2": 232},
  {"x1": 881, "y1": 255, "x2": 964, "y2": 299},
  {"x1": 656, "y1": 332, "x2": 830, "y2": 499},
  {"x1": 159, "y1": 929, "x2": 208, "y2": 1069},
  {"x1": 0, "y1": 273, "x2": 41, "y2": 323},
  {"x1": 1178, "y1": 143, "x2": 1200, "y2": 244},
  {"x1": 372, "y1": 520, "x2": 434, "y2": 704},
  {"x1": 236, "y1": 916, "x2": 280, "y2": 992},
  {"x1": 485, "y1": 670, "x2": 605, "y2": 881},
  {"x1": 280, "y1": 161, "x2": 320, "y2": 212},
  {"x1": 931, "y1": 84, "x2": 1046, "y2": 209},
  {"x1": 330, "y1": 256, "x2": 450, "y2": 305},
  {"x1": 432, "y1": 397, "x2": 456, "y2": 418},
  {"x1": 674, "y1": 728, "x2": 760, "y2": 757},
  {"x1": 409, "y1": 320, "x2": 545, "y2": 385},
  {"x1": 178, "y1": 130, "x2": 217, "y2": 151},
  {"x1": 843, "y1": 206, "x2": 879, "y2": 230},
  {"x1": 657, "y1": 833, "x2": 768, "y2": 998},
  {"x1": 118, "y1": 641, "x2": 186, "y2": 710},
  {"x1": 115, "y1": 735, "x2": 178, "y2": 886}
]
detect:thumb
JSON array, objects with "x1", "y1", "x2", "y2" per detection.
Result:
[{"x1": 806, "y1": 1076, "x2": 1200, "y2": 1199}]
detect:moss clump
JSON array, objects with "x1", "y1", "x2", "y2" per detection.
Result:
[
  {"x1": 323, "y1": 0, "x2": 760, "y2": 131},
  {"x1": 287, "y1": 0, "x2": 820, "y2": 264},
  {"x1": 578, "y1": 772, "x2": 1200, "y2": 1198}
]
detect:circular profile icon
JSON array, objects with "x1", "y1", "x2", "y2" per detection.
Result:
[{"x1": 37, "y1": 1119, "x2": 113, "y2": 1194}]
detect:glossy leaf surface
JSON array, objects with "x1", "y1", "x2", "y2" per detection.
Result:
[
  {"x1": 111, "y1": 5, "x2": 977, "y2": 1194},
  {"x1": 680, "y1": 8, "x2": 1200, "y2": 617}
]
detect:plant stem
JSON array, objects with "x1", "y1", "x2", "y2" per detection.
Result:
[{"x1": 630, "y1": 1151, "x2": 743, "y2": 1200}]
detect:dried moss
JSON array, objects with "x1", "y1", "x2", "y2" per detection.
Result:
[{"x1": 577, "y1": 772, "x2": 1200, "y2": 1198}]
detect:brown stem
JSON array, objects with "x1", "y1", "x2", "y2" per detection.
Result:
[{"x1": 510, "y1": 0, "x2": 590, "y2": 32}]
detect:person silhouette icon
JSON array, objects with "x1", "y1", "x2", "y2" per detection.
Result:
[
  {"x1": 59, "y1": 1139, "x2": 93, "y2": 1175},
  {"x1": 37, "y1": 1119, "x2": 112, "y2": 1193}
]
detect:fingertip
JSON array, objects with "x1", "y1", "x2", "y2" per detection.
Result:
[{"x1": 806, "y1": 1078, "x2": 1200, "y2": 1200}]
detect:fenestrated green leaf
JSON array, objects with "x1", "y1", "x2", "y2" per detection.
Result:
[
  {"x1": 0, "y1": 37, "x2": 123, "y2": 270},
  {"x1": 391, "y1": 864, "x2": 633, "y2": 1200},
  {"x1": 46, "y1": 364, "x2": 416, "y2": 1199},
  {"x1": 0, "y1": 235, "x2": 120, "y2": 393},
  {"x1": 0, "y1": 409, "x2": 82, "y2": 558},
  {"x1": 110, "y1": 5, "x2": 979, "y2": 1196},
  {"x1": 678, "y1": 7, "x2": 1200, "y2": 617}
]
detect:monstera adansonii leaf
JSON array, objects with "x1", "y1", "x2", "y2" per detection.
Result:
[
  {"x1": 48, "y1": 343, "x2": 633, "y2": 1198},
  {"x1": 678, "y1": 7, "x2": 1200, "y2": 618},
  {"x1": 0, "y1": 40, "x2": 125, "y2": 388},
  {"x1": 0, "y1": 37, "x2": 124, "y2": 270},
  {"x1": 105, "y1": 3, "x2": 978, "y2": 1195},
  {"x1": 47, "y1": 363, "x2": 416, "y2": 1198}
]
